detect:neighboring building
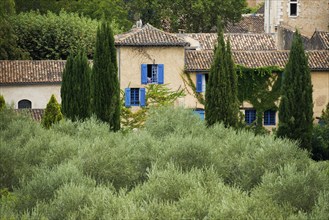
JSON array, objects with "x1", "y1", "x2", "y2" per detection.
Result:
[
  {"x1": 185, "y1": 50, "x2": 329, "y2": 125},
  {"x1": 0, "y1": 60, "x2": 63, "y2": 109},
  {"x1": 264, "y1": 0, "x2": 329, "y2": 37},
  {"x1": 225, "y1": 14, "x2": 265, "y2": 34}
]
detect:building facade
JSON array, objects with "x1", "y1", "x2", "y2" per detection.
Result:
[
  {"x1": 264, "y1": 0, "x2": 329, "y2": 37},
  {"x1": 1, "y1": 21, "x2": 328, "y2": 127}
]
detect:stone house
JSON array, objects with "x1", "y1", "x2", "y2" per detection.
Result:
[{"x1": 1, "y1": 17, "x2": 328, "y2": 126}]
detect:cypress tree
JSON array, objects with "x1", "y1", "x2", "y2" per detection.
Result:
[
  {"x1": 277, "y1": 30, "x2": 313, "y2": 150},
  {"x1": 0, "y1": 95, "x2": 5, "y2": 111},
  {"x1": 92, "y1": 21, "x2": 120, "y2": 131},
  {"x1": 74, "y1": 50, "x2": 91, "y2": 120},
  {"x1": 205, "y1": 18, "x2": 239, "y2": 127},
  {"x1": 61, "y1": 53, "x2": 74, "y2": 118},
  {"x1": 61, "y1": 49, "x2": 91, "y2": 121},
  {"x1": 42, "y1": 94, "x2": 63, "y2": 129},
  {"x1": 225, "y1": 38, "x2": 239, "y2": 127}
]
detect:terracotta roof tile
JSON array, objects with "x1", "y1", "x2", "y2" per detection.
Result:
[
  {"x1": 185, "y1": 50, "x2": 329, "y2": 71},
  {"x1": 225, "y1": 14, "x2": 264, "y2": 34},
  {"x1": 316, "y1": 31, "x2": 329, "y2": 49},
  {"x1": 115, "y1": 23, "x2": 189, "y2": 47},
  {"x1": 180, "y1": 33, "x2": 276, "y2": 50},
  {"x1": 0, "y1": 60, "x2": 65, "y2": 85},
  {"x1": 185, "y1": 50, "x2": 213, "y2": 71},
  {"x1": 14, "y1": 109, "x2": 44, "y2": 121}
]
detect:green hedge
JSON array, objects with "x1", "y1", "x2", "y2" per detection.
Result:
[
  {"x1": 10, "y1": 10, "x2": 99, "y2": 60},
  {"x1": 0, "y1": 107, "x2": 328, "y2": 219}
]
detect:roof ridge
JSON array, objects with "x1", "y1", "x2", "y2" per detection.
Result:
[{"x1": 142, "y1": 23, "x2": 187, "y2": 41}]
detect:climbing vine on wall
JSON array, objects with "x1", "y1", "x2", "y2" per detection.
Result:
[
  {"x1": 182, "y1": 71, "x2": 205, "y2": 105},
  {"x1": 237, "y1": 65, "x2": 283, "y2": 132},
  {"x1": 184, "y1": 65, "x2": 283, "y2": 132}
]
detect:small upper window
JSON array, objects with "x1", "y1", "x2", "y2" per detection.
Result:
[
  {"x1": 141, "y1": 64, "x2": 164, "y2": 84},
  {"x1": 290, "y1": 0, "x2": 298, "y2": 16},
  {"x1": 18, "y1": 99, "x2": 32, "y2": 109}
]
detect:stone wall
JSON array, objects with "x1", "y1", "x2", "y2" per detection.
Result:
[
  {"x1": 276, "y1": 26, "x2": 311, "y2": 50},
  {"x1": 281, "y1": 0, "x2": 329, "y2": 37}
]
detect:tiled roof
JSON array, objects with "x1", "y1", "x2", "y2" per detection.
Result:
[
  {"x1": 185, "y1": 50, "x2": 213, "y2": 71},
  {"x1": 180, "y1": 33, "x2": 276, "y2": 50},
  {"x1": 115, "y1": 23, "x2": 189, "y2": 47},
  {"x1": 0, "y1": 60, "x2": 64, "y2": 85},
  {"x1": 225, "y1": 14, "x2": 264, "y2": 34},
  {"x1": 316, "y1": 31, "x2": 329, "y2": 50},
  {"x1": 185, "y1": 50, "x2": 329, "y2": 71},
  {"x1": 14, "y1": 109, "x2": 44, "y2": 121}
]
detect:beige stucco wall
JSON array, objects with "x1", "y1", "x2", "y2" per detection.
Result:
[
  {"x1": 0, "y1": 84, "x2": 61, "y2": 109},
  {"x1": 118, "y1": 46, "x2": 198, "y2": 108},
  {"x1": 281, "y1": 0, "x2": 329, "y2": 37},
  {"x1": 312, "y1": 71, "x2": 329, "y2": 118},
  {"x1": 183, "y1": 72, "x2": 206, "y2": 109}
]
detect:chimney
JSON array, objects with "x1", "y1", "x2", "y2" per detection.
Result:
[
  {"x1": 178, "y1": 29, "x2": 185, "y2": 34},
  {"x1": 136, "y1": 19, "x2": 143, "y2": 28}
]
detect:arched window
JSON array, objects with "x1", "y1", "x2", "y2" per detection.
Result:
[{"x1": 18, "y1": 99, "x2": 32, "y2": 109}]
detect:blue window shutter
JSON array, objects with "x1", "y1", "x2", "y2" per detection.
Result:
[
  {"x1": 125, "y1": 88, "x2": 131, "y2": 107},
  {"x1": 140, "y1": 88, "x2": 146, "y2": 107},
  {"x1": 158, "y1": 64, "x2": 164, "y2": 84},
  {"x1": 196, "y1": 73, "x2": 203, "y2": 92},
  {"x1": 141, "y1": 64, "x2": 147, "y2": 84}
]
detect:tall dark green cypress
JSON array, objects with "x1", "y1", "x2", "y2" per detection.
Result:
[
  {"x1": 225, "y1": 38, "x2": 239, "y2": 127},
  {"x1": 205, "y1": 18, "x2": 239, "y2": 128},
  {"x1": 61, "y1": 49, "x2": 91, "y2": 120},
  {"x1": 92, "y1": 22, "x2": 120, "y2": 131},
  {"x1": 277, "y1": 30, "x2": 313, "y2": 150},
  {"x1": 61, "y1": 53, "x2": 74, "y2": 118},
  {"x1": 74, "y1": 50, "x2": 91, "y2": 120}
]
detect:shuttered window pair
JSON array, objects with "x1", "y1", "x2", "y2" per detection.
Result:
[
  {"x1": 245, "y1": 109, "x2": 276, "y2": 125},
  {"x1": 141, "y1": 64, "x2": 164, "y2": 84},
  {"x1": 125, "y1": 88, "x2": 146, "y2": 107}
]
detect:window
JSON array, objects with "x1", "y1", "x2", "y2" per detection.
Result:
[
  {"x1": 245, "y1": 109, "x2": 256, "y2": 125},
  {"x1": 131, "y1": 88, "x2": 140, "y2": 106},
  {"x1": 18, "y1": 99, "x2": 32, "y2": 109},
  {"x1": 264, "y1": 110, "x2": 276, "y2": 125},
  {"x1": 141, "y1": 64, "x2": 164, "y2": 84},
  {"x1": 194, "y1": 109, "x2": 205, "y2": 120},
  {"x1": 125, "y1": 88, "x2": 146, "y2": 107},
  {"x1": 196, "y1": 73, "x2": 209, "y2": 92},
  {"x1": 290, "y1": 0, "x2": 298, "y2": 16}
]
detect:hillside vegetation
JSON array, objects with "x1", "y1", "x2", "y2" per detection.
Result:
[{"x1": 0, "y1": 107, "x2": 328, "y2": 219}]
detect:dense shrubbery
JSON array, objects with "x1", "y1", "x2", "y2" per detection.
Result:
[
  {"x1": 10, "y1": 11, "x2": 99, "y2": 60},
  {"x1": 1, "y1": 107, "x2": 328, "y2": 219}
]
